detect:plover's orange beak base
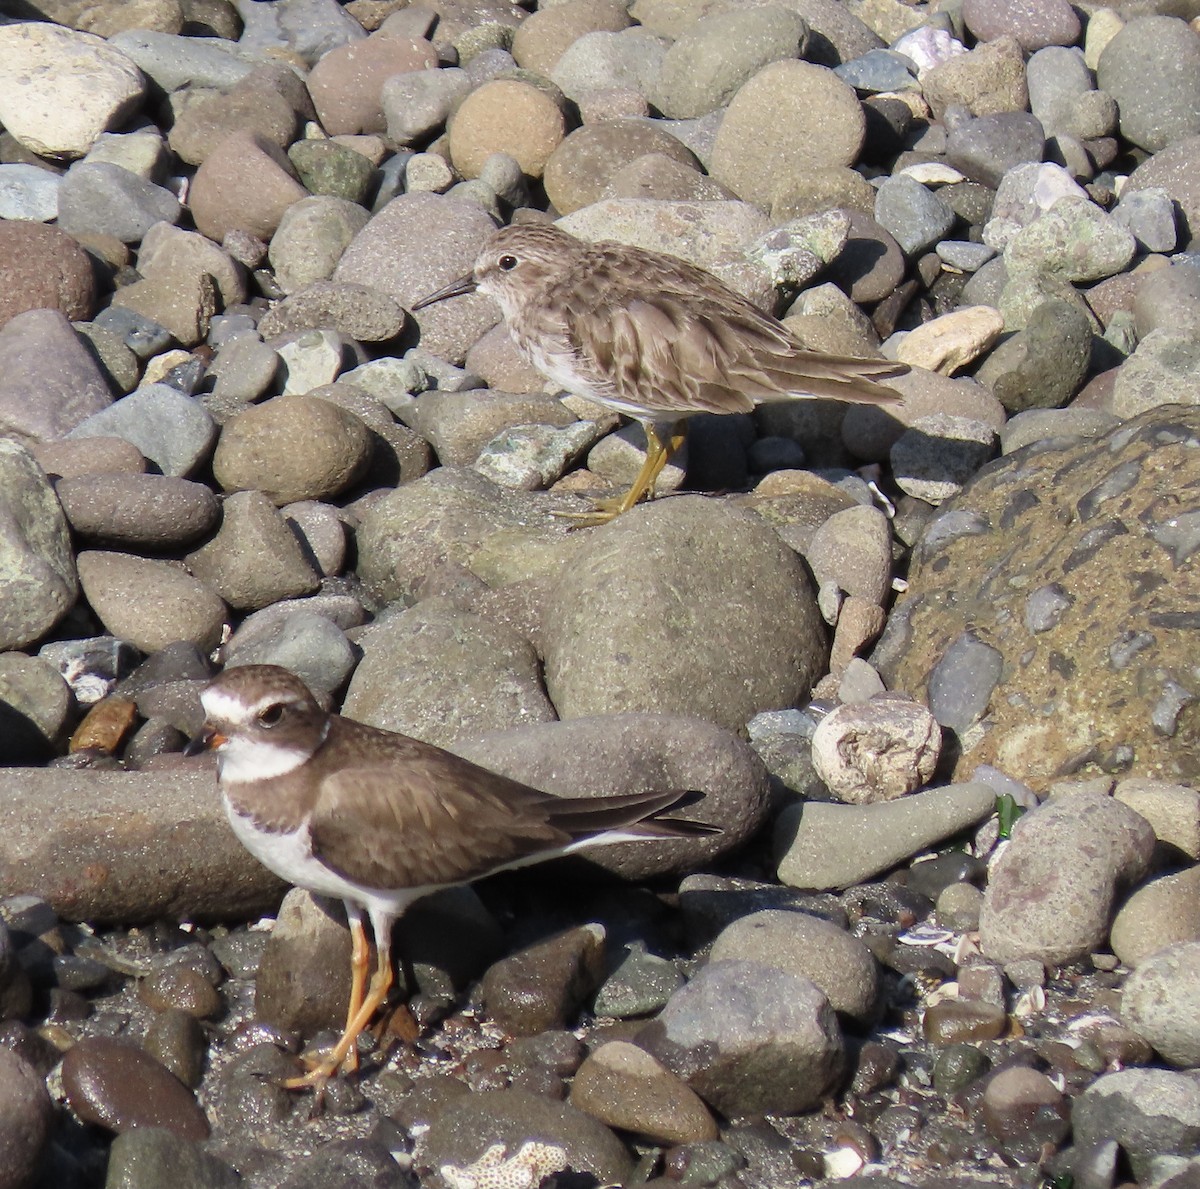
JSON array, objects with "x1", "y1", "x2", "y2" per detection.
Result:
[
  {"x1": 184, "y1": 725, "x2": 226, "y2": 755},
  {"x1": 410, "y1": 273, "x2": 477, "y2": 310}
]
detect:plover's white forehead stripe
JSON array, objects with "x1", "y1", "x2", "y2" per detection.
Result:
[{"x1": 201, "y1": 687, "x2": 284, "y2": 722}]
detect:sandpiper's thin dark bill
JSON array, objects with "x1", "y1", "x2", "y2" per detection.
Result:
[
  {"x1": 194, "y1": 663, "x2": 718, "y2": 1101},
  {"x1": 410, "y1": 273, "x2": 478, "y2": 309},
  {"x1": 408, "y1": 222, "x2": 907, "y2": 525}
]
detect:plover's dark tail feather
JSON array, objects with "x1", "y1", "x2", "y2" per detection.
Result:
[{"x1": 546, "y1": 788, "x2": 721, "y2": 840}]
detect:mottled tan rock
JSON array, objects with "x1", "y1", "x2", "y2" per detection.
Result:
[
  {"x1": 213, "y1": 393, "x2": 373, "y2": 504},
  {"x1": 307, "y1": 31, "x2": 439, "y2": 135},
  {"x1": 570, "y1": 1041, "x2": 718, "y2": 1144},
  {"x1": 510, "y1": 0, "x2": 631, "y2": 76},
  {"x1": 543, "y1": 119, "x2": 699, "y2": 215},
  {"x1": 77, "y1": 551, "x2": 227, "y2": 653},
  {"x1": 189, "y1": 130, "x2": 308, "y2": 242},
  {"x1": 710, "y1": 59, "x2": 865, "y2": 209},
  {"x1": 449, "y1": 79, "x2": 567, "y2": 180}
]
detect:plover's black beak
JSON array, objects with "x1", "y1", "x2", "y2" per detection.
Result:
[
  {"x1": 183, "y1": 724, "x2": 225, "y2": 756},
  {"x1": 410, "y1": 272, "x2": 477, "y2": 310}
]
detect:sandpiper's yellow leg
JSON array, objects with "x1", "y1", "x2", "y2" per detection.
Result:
[{"x1": 557, "y1": 421, "x2": 687, "y2": 527}]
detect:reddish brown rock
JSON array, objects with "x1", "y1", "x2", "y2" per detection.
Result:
[{"x1": 0, "y1": 221, "x2": 96, "y2": 329}]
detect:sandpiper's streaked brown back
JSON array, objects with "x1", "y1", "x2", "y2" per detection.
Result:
[
  {"x1": 412, "y1": 222, "x2": 907, "y2": 523},
  {"x1": 465, "y1": 223, "x2": 905, "y2": 416}
]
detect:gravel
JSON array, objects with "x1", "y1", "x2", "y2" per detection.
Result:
[{"x1": 1, "y1": 3, "x2": 1199, "y2": 1187}]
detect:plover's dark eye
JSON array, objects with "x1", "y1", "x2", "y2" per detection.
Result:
[
  {"x1": 257, "y1": 704, "x2": 285, "y2": 726},
  {"x1": 498, "y1": 254, "x2": 518, "y2": 271}
]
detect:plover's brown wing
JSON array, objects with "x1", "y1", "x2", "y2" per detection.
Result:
[{"x1": 308, "y1": 745, "x2": 712, "y2": 890}]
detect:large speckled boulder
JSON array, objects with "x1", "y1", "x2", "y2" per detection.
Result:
[{"x1": 876, "y1": 405, "x2": 1200, "y2": 788}]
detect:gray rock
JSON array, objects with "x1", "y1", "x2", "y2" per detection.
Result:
[
  {"x1": 774, "y1": 781, "x2": 997, "y2": 890},
  {"x1": 1133, "y1": 260, "x2": 1200, "y2": 341},
  {"x1": 541, "y1": 496, "x2": 826, "y2": 732},
  {"x1": 890, "y1": 414, "x2": 998, "y2": 504},
  {"x1": 551, "y1": 26, "x2": 670, "y2": 105},
  {"x1": 451, "y1": 712, "x2": 769, "y2": 879},
  {"x1": 1096, "y1": 16, "x2": 1200, "y2": 153},
  {"x1": 1006, "y1": 195, "x2": 1137, "y2": 284},
  {"x1": 382, "y1": 66, "x2": 472, "y2": 145},
  {"x1": 592, "y1": 943, "x2": 684, "y2": 1018},
  {"x1": 56, "y1": 162, "x2": 181, "y2": 243},
  {"x1": 1025, "y1": 45, "x2": 1094, "y2": 136},
  {"x1": 0, "y1": 768, "x2": 283, "y2": 923},
  {"x1": 54, "y1": 474, "x2": 219, "y2": 549},
  {"x1": 983, "y1": 162, "x2": 1088, "y2": 253},
  {"x1": 223, "y1": 609, "x2": 356, "y2": 697},
  {"x1": 873, "y1": 174, "x2": 956, "y2": 257},
  {"x1": 1112, "y1": 330, "x2": 1200, "y2": 418},
  {"x1": 980, "y1": 792, "x2": 1156, "y2": 964},
  {"x1": 406, "y1": 390, "x2": 577, "y2": 465},
  {"x1": 333, "y1": 192, "x2": 500, "y2": 364},
  {"x1": 1073, "y1": 1068, "x2": 1200, "y2": 1181},
  {"x1": 709, "y1": 58, "x2": 865, "y2": 209},
  {"x1": 946, "y1": 112, "x2": 1045, "y2": 189},
  {"x1": 105, "y1": 1127, "x2": 239, "y2": 1189},
  {"x1": 0, "y1": 1049, "x2": 54, "y2": 1189},
  {"x1": 344, "y1": 600, "x2": 556, "y2": 746},
  {"x1": 0, "y1": 309, "x2": 113, "y2": 443},
  {"x1": 186, "y1": 490, "x2": 321, "y2": 612},
  {"x1": 805, "y1": 503, "x2": 893, "y2": 607},
  {"x1": 68, "y1": 384, "x2": 216, "y2": 478},
  {"x1": 652, "y1": 6, "x2": 806, "y2": 120},
  {"x1": 975, "y1": 296, "x2": 1094, "y2": 413},
  {"x1": 355, "y1": 466, "x2": 569, "y2": 606},
  {"x1": 77, "y1": 551, "x2": 228, "y2": 654},
  {"x1": 474, "y1": 420, "x2": 604, "y2": 490},
  {"x1": 108, "y1": 29, "x2": 256, "y2": 90},
  {"x1": 0, "y1": 439, "x2": 78, "y2": 651},
  {"x1": 1122, "y1": 941, "x2": 1200, "y2": 1067},
  {"x1": 0, "y1": 653, "x2": 74, "y2": 763},
  {"x1": 834, "y1": 48, "x2": 917, "y2": 94},
  {"x1": 481, "y1": 923, "x2": 606, "y2": 1036},
  {"x1": 710, "y1": 910, "x2": 879, "y2": 1024},
  {"x1": 0, "y1": 163, "x2": 59, "y2": 222},
  {"x1": 638, "y1": 958, "x2": 843, "y2": 1116},
  {"x1": 268, "y1": 194, "x2": 371, "y2": 295}
]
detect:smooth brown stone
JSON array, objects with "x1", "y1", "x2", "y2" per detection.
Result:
[{"x1": 61, "y1": 1037, "x2": 210, "y2": 1140}]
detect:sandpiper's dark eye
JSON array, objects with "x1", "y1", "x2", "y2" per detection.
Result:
[
  {"x1": 498, "y1": 254, "x2": 518, "y2": 271},
  {"x1": 258, "y1": 703, "x2": 285, "y2": 726}
]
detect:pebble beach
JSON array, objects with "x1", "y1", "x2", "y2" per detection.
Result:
[{"x1": 1, "y1": 0, "x2": 1199, "y2": 1186}]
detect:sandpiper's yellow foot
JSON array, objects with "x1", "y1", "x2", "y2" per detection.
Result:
[{"x1": 553, "y1": 420, "x2": 686, "y2": 528}]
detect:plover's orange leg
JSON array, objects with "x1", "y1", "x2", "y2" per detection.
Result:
[{"x1": 282, "y1": 927, "x2": 394, "y2": 1092}]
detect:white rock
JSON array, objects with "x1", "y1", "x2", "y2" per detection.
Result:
[
  {"x1": 0, "y1": 24, "x2": 145, "y2": 160},
  {"x1": 811, "y1": 696, "x2": 942, "y2": 804}
]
